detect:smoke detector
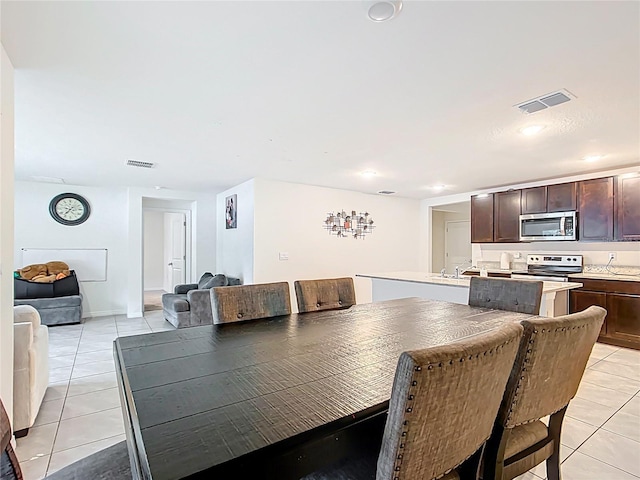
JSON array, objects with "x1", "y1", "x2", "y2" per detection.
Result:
[
  {"x1": 126, "y1": 159, "x2": 154, "y2": 168},
  {"x1": 515, "y1": 89, "x2": 575, "y2": 114},
  {"x1": 367, "y1": 1, "x2": 403, "y2": 22}
]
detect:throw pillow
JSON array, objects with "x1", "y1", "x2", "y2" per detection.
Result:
[
  {"x1": 200, "y1": 274, "x2": 228, "y2": 290},
  {"x1": 198, "y1": 272, "x2": 214, "y2": 289}
]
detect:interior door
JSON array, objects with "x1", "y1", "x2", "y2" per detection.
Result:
[
  {"x1": 163, "y1": 213, "x2": 186, "y2": 292},
  {"x1": 445, "y1": 221, "x2": 472, "y2": 274}
]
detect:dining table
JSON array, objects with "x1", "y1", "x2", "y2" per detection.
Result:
[{"x1": 113, "y1": 297, "x2": 537, "y2": 480}]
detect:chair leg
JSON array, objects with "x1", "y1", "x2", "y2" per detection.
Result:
[
  {"x1": 482, "y1": 423, "x2": 508, "y2": 480},
  {"x1": 546, "y1": 406, "x2": 568, "y2": 480}
]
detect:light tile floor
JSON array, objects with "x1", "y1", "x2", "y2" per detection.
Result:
[
  {"x1": 16, "y1": 318, "x2": 640, "y2": 480},
  {"x1": 17, "y1": 310, "x2": 175, "y2": 479}
]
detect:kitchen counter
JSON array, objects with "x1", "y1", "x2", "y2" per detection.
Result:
[
  {"x1": 569, "y1": 272, "x2": 640, "y2": 282},
  {"x1": 357, "y1": 271, "x2": 583, "y2": 317}
]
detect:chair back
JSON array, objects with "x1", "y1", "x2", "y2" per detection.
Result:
[
  {"x1": 469, "y1": 277, "x2": 543, "y2": 314},
  {"x1": 1, "y1": 399, "x2": 23, "y2": 480},
  {"x1": 497, "y1": 305, "x2": 606, "y2": 428},
  {"x1": 211, "y1": 282, "x2": 291, "y2": 324},
  {"x1": 376, "y1": 322, "x2": 524, "y2": 480},
  {"x1": 294, "y1": 277, "x2": 356, "y2": 313}
]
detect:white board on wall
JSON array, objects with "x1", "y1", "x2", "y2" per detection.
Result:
[{"x1": 21, "y1": 248, "x2": 108, "y2": 282}]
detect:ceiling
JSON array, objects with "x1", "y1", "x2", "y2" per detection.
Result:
[{"x1": 2, "y1": 1, "x2": 639, "y2": 199}]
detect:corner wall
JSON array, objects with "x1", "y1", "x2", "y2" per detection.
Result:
[{"x1": 0, "y1": 44, "x2": 15, "y2": 423}]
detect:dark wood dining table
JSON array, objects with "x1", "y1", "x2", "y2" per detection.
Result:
[{"x1": 114, "y1": 297, "x2": 537, "y2": 480}]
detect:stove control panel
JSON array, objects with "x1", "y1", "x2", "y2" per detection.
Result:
[{"x1": 526, "y1": 254, "x2": 583, "y2": 267}]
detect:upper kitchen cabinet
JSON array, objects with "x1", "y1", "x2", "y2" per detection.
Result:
[
  {"x1": 547, "y1": 182, "x2": 577, "y2": 212},
  {"x1": 521, "y1": 186, "x2": 547, "y2": 214},
  {"x1": 615, "y1": 174, "x2": 640, "y2": 241},
  {"x1": 494, "y1": 190, "x2": 521, "y2": 242},
  {"x1": 471, "y1": 194, "x2": 494, "y2": 243},
  {"x1": 578, "y1": 177, "x2": 614, "y2": 241}
]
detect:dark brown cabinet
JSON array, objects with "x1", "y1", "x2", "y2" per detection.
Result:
[
  {"x1": 578, "y1": 177, "x2": 614, "y2": 241},
  {"x1": 547, "y1": 182, "x2": 577, "y2": 212},
  {"x1": 471, "y1": 194, "x2": 494, "y2": 243},
  {"x1": 570, "y1": 277, "x2": 640, "y2": 350},
  {"x1": 521, "y1": 187, "x2": 547, "y2": 214},
  {"x1": 615, "y1": 174, "x2": 640, "y2": 241},
  {"x1": 494, "y1": 190, "x2": 521, "y2": 242}
]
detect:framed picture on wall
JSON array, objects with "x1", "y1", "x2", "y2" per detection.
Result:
[{"x1": 225, "y1": 194, "x2": 237, "y2": 229}]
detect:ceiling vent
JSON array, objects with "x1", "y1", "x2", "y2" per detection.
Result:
[
  {"x1": 377, "y1": 190, "x2": 396, "y2": 195},
  {"x1": 126, "y1": 159, "x2": 154, "y2": 168},
  {"x1": 516, "y1": 89, "x2": 574, "y2": 114}
]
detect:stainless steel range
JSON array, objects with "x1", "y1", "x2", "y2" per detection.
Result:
[{"x1": 511, "y1": 254, "x2": 583, "y2": 282}]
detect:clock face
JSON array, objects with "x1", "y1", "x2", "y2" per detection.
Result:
[{"x1": 49, "y1": 193, "x2": 91, "y2": 226}]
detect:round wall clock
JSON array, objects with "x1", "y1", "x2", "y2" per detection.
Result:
[{"x1": 49, "y1": 193, "x2": 91, "y2": 226}]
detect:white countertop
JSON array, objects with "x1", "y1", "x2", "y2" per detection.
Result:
[
  {"x1": 357, "y1": 271, "x2": 583, "y2": 293},
  {"x1": 569, "y1": 272, "x2": 640, "y2": 282}
]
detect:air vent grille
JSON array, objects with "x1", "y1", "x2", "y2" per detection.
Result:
[
  {"x1": 516, "y1": 89, "x2": 574, "y2": 114},
  {"x1": 378, "y1": 190, "x2": 396, "y2": 195},
  {"x1": 126, "y1": 160, "x2": 154, "y2": 168}
]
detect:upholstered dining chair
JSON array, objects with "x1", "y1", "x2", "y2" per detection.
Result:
[
  {"x1": 1, "y1": 398, "x2": 130, "y2": 480},
  {"x1": 294, "y1": 277, "x2": 356, "y2": 313},
  {"x1": 304, "y1": 322, "x2": 524, "y2": 480},
  {"x1": 210, "y1": 282, "x2": 291, "y2": 324},
  {"x1": 468, "y1": 277, "x2": 543, "y2": 315},
  {"x1": 482, "y1": 305, "x2": 607, "y2": 480}
]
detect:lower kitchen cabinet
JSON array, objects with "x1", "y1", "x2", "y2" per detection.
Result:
[{"x1": 570, "y1": 278, "x2": 640, "y2": 350}]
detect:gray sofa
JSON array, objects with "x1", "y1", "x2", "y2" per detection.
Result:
[
  {"x1": 14, "y1": 295, "x2": 82, "y2": 326},
  {"x1": 162, "y1": 273, "x2": 241, "y2": 328}
]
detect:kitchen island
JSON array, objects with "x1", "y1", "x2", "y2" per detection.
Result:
[{"x1": 356, "y1": 271, "x2": 583, "y2": 317}]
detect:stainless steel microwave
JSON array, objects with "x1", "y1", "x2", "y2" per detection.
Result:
[{"x1": 519, "y1": 211, "x2": 577, "y2": 241}]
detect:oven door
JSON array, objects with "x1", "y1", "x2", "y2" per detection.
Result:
[{"x1": 519, "y1": 212, "x2": 576, "y2": 241}]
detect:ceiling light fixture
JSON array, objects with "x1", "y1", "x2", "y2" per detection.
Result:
[
  {"x1": 583, "y1": 155, "x2": 604, "y2": 162},
  {"x1": 520, "y1": 125, "x2": 546, "y2": 136},
  {"x1": 361, "y1": 170, "x2": 378, "y2": 177},
  {"x1": 367, "y1": 0, "x2": 403, "y2": 22},
  {"x1": 432, "y1": 184, "x2": 446, "y2": 191}
]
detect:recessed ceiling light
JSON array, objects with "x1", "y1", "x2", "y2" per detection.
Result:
[
  {"x1": 431, "y1": 184, "x2": 446, "y2": 191},
  {"x1": 583, "y1": 155, "x2": 604, "y2": 162},
  {"x1": 520, "y1": 125, "x2": 546, "y2": 136},
  {"x1": 154, "y1": 186, "x2": 164, "y2": 190},
  {"x1": 361, "y1": 170, "x2": 378, "y2": 177},
  {"x1": 367, "y1": 0, "x2": 402, "y2": 22}
]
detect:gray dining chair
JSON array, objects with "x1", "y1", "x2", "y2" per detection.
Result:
[
  {"x1": 468, "y1": 277, "x2": 543, "y2": 315},
  {"x1": 294, "y1": 277, "x2": 356, "y2": 313},
  {"x1": 304, "y1": 322, "x2": 524, "y2": 480},
  {"x1": 483, "y1": 306, "x2": 606, "y2": 480},
  {"x1": 210, "y1": 281, "x2": 291, "y2": 324}
]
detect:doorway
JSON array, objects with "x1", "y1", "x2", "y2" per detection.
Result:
[
  {"x1": 445, "y1": 221, "x2": 472, "y2": 274},
  {"x1": 431, "y1": 201, "x2": 471, "y2": 274},
  {"x1": 143, "y1": 206, "x2": 192, "y2": 313}
]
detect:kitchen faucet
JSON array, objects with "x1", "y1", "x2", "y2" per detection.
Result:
[{"x1": 454, "y1": 263, "x2": 474, "y2": 279}]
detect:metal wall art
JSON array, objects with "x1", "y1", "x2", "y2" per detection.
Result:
[{"x1": 323, "y1": 210, "x2": 375, "y2": 239}]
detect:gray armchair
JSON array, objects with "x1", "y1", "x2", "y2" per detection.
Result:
[{"x1": 162, "y1": 273, "x2": 241, "y2": 328}]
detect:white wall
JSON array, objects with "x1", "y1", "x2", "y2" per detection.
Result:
[
  {"x1": 1, "y1": 44, "x2": 15, "y2": 424},
  {"x1": 216, "y1": 179, "x2": 255, "y2": 283},
  {"x1": 431, "y1": 210, "x2": 470, "y2": 273},
  {"x1": 14, "y1": 182, "x2": 129, "y2": 317},
  {"x1": 127, "y1": 188, "x2": 219, "y2": 317},
  {"x1": 143, "y1": 210, "x2": 164, "y2": 290},
  {"x1": 252, "y1": 178, "x2": 422, "y2": 306},
  {"x1": 421, "y1": 166, "x2": 640, "y2": 271}
]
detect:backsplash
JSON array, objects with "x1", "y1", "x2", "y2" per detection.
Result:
[{"x1": 583, "y1": 264, "x2": 640, "y2": 276}]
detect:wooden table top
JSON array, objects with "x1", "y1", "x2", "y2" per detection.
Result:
[{"x1": 114, "y1": 297, "x2": 536, "y2": 480}]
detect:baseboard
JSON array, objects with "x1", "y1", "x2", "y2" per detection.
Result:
[{"x1": 82, "y1": 309, "x2": 127, "y2": 318}]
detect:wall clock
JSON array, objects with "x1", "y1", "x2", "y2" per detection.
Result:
[{"x1": 49, "y1": 193, "x2": 91, "y2": 226}]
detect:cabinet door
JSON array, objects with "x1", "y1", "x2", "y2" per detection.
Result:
[
  {"x1": 494, "y1": 190, "x2": 521, "y2": 242},
  {"x1": 570, "y1": 290, "x2": 607, "y2": 336},
  {"x1": 615, "y1": 174, "x2": 640, "y2": 241},
  {"x1": 578, "y1": 177, "x2": 614, "y2": 241},
  {"x1": 522, "y1": 187, "x2": 547, "y2": 214},
  {"x1": 471, "y1": 194, "x2": 494, "y2": 243},
  {"x1": 547, "y1": 182, "x2": 577, "y2": 212},
  {"x1": 606, "y1": 294, "x2": 640, "y2": 347}
]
